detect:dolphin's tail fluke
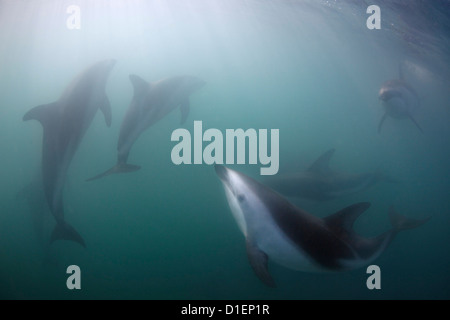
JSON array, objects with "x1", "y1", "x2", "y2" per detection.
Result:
[
  {"x1": 86, "y1": 163, "x2": 141, "y2": 182},
  {"x1": 388, "y1": 206, "x2": 431, "y2": 232},
  {"x1": 51, "y1": 221, "x2": 86, "y2": 248}
]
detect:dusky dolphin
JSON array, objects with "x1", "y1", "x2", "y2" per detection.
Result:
[
  {"x1": 378, "y1": 64, "x2": 423, "y2": 133},
  {"x1": 265, "y1": 149, "x2": 392, "y2": 202},
  {"x1": 215, "y1": 164, "x2": 430, "y2": 287},
  {"x1": 23, "y1": 59, "x2": 116, "y2": 247},
  {"x1": 86, "y1": 74, "x2": 205, "y2": 181}
]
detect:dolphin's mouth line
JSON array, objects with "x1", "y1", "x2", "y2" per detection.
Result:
[{"x1": 215, "y1": 165, "x2": 240, "y2": 198}]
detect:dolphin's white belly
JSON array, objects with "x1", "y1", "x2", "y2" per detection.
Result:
[
  {"x1": 255, "y1": 218, "x2": 324, "y2": 272},
  {"x1": 223, "y1": 184, "x2": 323, "y2": 273}
]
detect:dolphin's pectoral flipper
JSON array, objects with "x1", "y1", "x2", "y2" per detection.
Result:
[
  {"x1": 307, "y1": 149, "x2": 335, "y2": 173},
  {"x1": 23, "y1": 102, "x2": 59, "y2": 126},
  {"x1": 180, "y1": 99, "x2": 190, "y2": 125},
  {"x1": 100, "y1": 95, "x2": 112, "y2": 127},
  {"x1": 407, "y1": 113, "x2": 424, "y2": 133},
  {"x1": 325, "y1": 202, "x2": 371, "y2": 235},
  {"x1": 388, "y1": 206, "x2": 431, "y2": 231},
  {"x1": 51, "y1": 221, "x2": 86, "y2": 248},
  {"x1": 86, "y1": 163, "x2": 141, "y2": 182},
  {"x1": 246, "y1": 238, "x2": 276, "y2": 288},
  {"x1": 378, "y1": 112, "x2": 388, "y2": 133}
]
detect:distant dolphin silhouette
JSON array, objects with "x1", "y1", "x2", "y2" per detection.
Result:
[
  {"x1": 86, "y1": 74, "x2": 205, "y2": 181},
  {"x1": 264, "y1": 149, "x2": 392, "y2": 201},
  {"x1": 378, "y1": 63, "x2": 423, "y2": 133},
  {"x1": 215, "y1": 164, "x2": 430, "y2": 287},
  {"x1": 23, "y1": 59, "x2": 116, "y2": 247}
]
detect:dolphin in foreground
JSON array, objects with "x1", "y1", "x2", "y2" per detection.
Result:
[
  {"x1": 265, "y1": 149, "x2": 392, "y2": 202},
  {"x1": 86, "y1": 74, "x2": 206, "y2": 181},
  {"x1": 23, "y1": 59, "x2": 116, "y2": 247},
  {"x1": 378, "y1": 64, "x2": 423, "y2": 133},
  {"x1": 215, "y1": 164, "x2": 430, "y2": 287}
]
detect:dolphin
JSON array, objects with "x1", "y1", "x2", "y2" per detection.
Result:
[
  {"x1": 378, "y1": 64, "x2": 423, "y2": 133},
  {"x1": 215, "y1": 164, "x2": 430, "y2": 287},
  {"x1": 23, "y1": 59, "x2": 116, "y2": 247},
  {"x1": 86, "y1": 74, "x2": 206, "y2": 181},
  {"x1": 264, "y1": 149, "x2": 391, "y2": 202}
]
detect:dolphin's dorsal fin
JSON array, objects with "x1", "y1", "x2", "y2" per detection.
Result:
[
  {"x1": 129, "y1": 74, "x2": 149, "y2": 96},
  {"x1": 246, "y1": 238, "x2": 276, "y2": 288},
  {"x1": 307, "y1": 148, "x2": 335, "y2": 173},
  {"x1": 325, "y1": 202, "x2": 371, "y2": 234},
  {"x1": 23, "y1": 102, "x2": 59, "y2": 128}
]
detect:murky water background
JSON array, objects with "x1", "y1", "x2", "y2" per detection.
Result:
[{"x1": 1, "y1": 0, "x2": 449, "y2": 299}]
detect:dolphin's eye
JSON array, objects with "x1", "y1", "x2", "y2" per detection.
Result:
[{"x1": 237, "y1": 194, "x2": 246, "y2": 202}]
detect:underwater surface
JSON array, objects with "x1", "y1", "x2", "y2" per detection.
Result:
[{"x1": 0, "y1": 0, "x2": 449, "y2": 300}]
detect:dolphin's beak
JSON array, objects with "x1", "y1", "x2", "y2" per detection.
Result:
[
  {"x1": 215, "y1": 164, "x2": 228, "y2": 182},
  {"x1": 378, "y1": 88, "x2": 387, "y2": 101}
]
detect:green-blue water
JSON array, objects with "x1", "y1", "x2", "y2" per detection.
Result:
[{"x1": 1, "y1": 0, "x2": 450, "y2": 300}]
